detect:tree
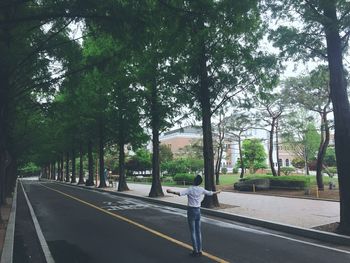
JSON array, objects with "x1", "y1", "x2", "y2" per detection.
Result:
[
  {"x1": 324, "y1": 147, "x2": 337, "y2": 167},
  {"x1": 242, "y1": 138, "x2": 267, "y2": 174},
  {"x1": 268, "y1": 0, "x2": 350, "y2": 234},
  {"x1": 213, "y1": 110, "x2": 226, "y2": 185},
  {"x1": 283, "y1": 66, "x2": 332, "y2": 189},
  {"x1": 281, "y1": 113, "x2": 320, "y2": 175},
  {"x1": 161, "y1": 158, "x2": 203, "y2": 176},
  {"x1": 159, "y1": 144, "x2": 173, "y2": 164},
  {"x1": 172, "y1": 0, "x2": 278, "y2": 207},
  {"x1": 255, "y1": 93, "x2": 284, "y2": 176},
  {"x1": 130, "y1": 2, "x2": 187, "y2": 198},
  {"x1": 177, "y1": 139, "x2": 203, "y2": 160},
  {"x1": 225, "y1": 113, "x2": 253, "y2": 178},
  {"x1": 292, "y1": 157, "x2": 305, "y2": 170}
]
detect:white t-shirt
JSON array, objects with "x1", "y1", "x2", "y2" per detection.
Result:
[{"x1": 179, "y1": 186, "x2": 214, "y2": 207}]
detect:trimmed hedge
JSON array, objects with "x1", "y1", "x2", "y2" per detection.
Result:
[
  {"x1": 234, "y1": 175, "x2": 309, "y2": 191},
  {"x1": 234, "y1": 178, "x2": 270, "y2": 191},
  {"x1": 174, "y1": 173, "x2": 195, "y2": 185},
  {"x1": 269, "y1": 178, "x2": 307, "y2": 189},
  {"x1": 280, "y1": 167, "x2": 295, "y2": 176}
]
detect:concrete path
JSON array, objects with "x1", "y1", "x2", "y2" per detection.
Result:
[{"x1": 105, "y1": 183, "x2": 340, "y2": 229}]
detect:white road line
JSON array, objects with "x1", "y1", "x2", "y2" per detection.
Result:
[{"x1": 20, "y1": 180, "x2": 55, "y2": 263}]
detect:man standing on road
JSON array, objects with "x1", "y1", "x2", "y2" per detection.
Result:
[{"x1": 167, "y1": 175, "x2": 221, "y2": 257}]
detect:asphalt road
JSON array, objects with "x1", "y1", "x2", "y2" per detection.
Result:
[{"x1": 15, "y1": 180, "x2": 350, "y2": 263}]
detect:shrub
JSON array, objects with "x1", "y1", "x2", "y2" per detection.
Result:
[
  {"x1": 132, "y1": 176, "x2": 152, "y2": 183},
  {"x1": 291, "y1": 157, "x2": 305, "y2": 169},
  {"x1": 162, "y1": 176, "x2": 174, "y2": 183},
  {"x1": 323, "y1": 166, "x2": 337, "y2": 177},
  {"x1": 173, "y1": 173, "x2": 195, "y2": 185},
  {"x1": 269, "y1": 178, "x2": 307, "y2": 190},
  {"x1": 234, "y1": 175, "x2": 309, "y2": 191},
  {"x1": 324, "y1": 147, "x2": 336, "y2": 167},
  {"x1": 221, "y1": 167, "x2": 227, "y2": 174},
  {"x1": 232, "y1": 168, "x2": 238, "y2": 174},
  {"x1": 234, "y1": 178, "x2": 270, "y2": 191},
  {"x1": 280, "y1": 167, "x2": 295, "y2": 176}
]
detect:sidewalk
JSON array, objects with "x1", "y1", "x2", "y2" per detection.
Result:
[{"x1": 104, "y1": 183, "x2": 340, "y2": 229}]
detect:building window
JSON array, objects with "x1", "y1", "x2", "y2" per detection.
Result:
[{"x1": 286, "y1": 159, "x2": 290, "y2": 167}]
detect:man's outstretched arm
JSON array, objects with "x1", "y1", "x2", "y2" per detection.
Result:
[{"x1": 166, "y1": 189, "x2": 181, "y2": 196}]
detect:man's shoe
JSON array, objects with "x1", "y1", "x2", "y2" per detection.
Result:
[
  {"x1": 189, "y1": 251, "x2": 198, "y2": 257},
  {"x1": 189, "y1": 251, "x2": 202, "y2": 257}
]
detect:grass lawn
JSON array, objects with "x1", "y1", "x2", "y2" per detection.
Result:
[
  {"x1": 124, "y1": 173, "x2": 338, "y2": 200},
  {"x1": 126, "y1": 173, "x2": 336, "y2": 189}
]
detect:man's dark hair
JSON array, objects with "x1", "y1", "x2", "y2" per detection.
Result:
[{"x1": 193, "y1": 175, "x2": 203, "y2": 186}]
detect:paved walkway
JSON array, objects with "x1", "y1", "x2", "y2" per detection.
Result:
[{"x1": 104, "y1": 183, "x2": 340, "y2": 229}]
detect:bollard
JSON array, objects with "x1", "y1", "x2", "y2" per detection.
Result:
[{"x1": 253, "y1": 184, "x2": 256, "y2": 193}]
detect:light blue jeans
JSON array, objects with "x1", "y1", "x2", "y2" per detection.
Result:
[{"x1": 187, "y1": 207, "x2": 202, "y2": 253}]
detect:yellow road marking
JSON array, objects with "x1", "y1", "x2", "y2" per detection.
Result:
[{"x1": 40, "y1": 183, "x2": 230, "y2": 263}]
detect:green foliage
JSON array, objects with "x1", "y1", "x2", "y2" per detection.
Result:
[
  {"x1": 161, "y1": 176, "x2": 174, "y2": 183},
  {"x1": 173, "y1": 173, "x2": 196, "y2": 185},
  {"x1": 242, "y1": 138, "x2": 267, "y2": 173},
  {"x1": 282, "y1": 66, "x2": 331, "y2": 112},
  {"x1": 177, "y1": 140, "x2": 203, "y2": 159},
  {"x1": 324, "y1": 147, "x2": 336, "y2": 167},
  {"x1": 282, "y1": 112, "x2": 320, "y2": 166},
  {"x1": 221, "y1": 167, "x2": 227, "y2": 174},
  {"x1": 161, "y1": 158, "x2": 203, "y2": 176},
  {"x1": 291, "y1": 157, "x2": 305, "y2": 169},
  {"x1": 305, "y1": 123, "x2": 320, "y2": 159},
  {"x1": 159, "y1": 144, "x2": 173, "y2": 163},
  {"x1": 125, "y1": 149, "x2": 152, "y2": 173},
  {"x1": 18, "y1": 162, "x2": 41, "y2": 176},
  {"x1": 323, "y1": 166, "x2": 337, "y2": 178},
  {"x1": 280, "y1": 167, "x2": 295, "y2": 176}
]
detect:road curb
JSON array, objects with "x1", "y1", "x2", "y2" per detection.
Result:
[
  {"x1": 0, "y1": 180, "x2": 18, "y2": 263},
  {"x1": 50, "y1": 180, "x2": 350, "y2": 247}
]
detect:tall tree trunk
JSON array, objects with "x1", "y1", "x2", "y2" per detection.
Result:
[
  {"x1": 65, "y1": 152, "x2": 70, "y2": 182},
  {"x1": 78, "y1": 143, "x2": 85, "y2": 184},
  {"x1": 269, "y1": 118, "x2": 277, "y2": 176},
  {"x1": 60, "y1": 155, "x2": 64, "y2": 181},
  {"x1": 0, "y1": 37, "x2": 10, "y2": 219},
  {"x1": 197, "y1": 35, "x2": 218, "y2": 208},
  {"x1": 86, "y1": 140, "x2": 94, "y2": 186},
  {"x1": 238, "y1": 134, "x2": 245, "y2": 178},
  {"x1": 323, "y1": 2, "x2": 350, "y2": 233},
  {"x1": 215, "y1": 114, "x2": 224, "y2": 185},
  {"x1": 56, "y1": 160, "x2": 60, "y2": 181},
  {"x1": 215, "y1": 144, "x2": 223, "y2": 185},
  {"x1": 276, "y1": 119, "x2": 281, "y2": 176},
  {"x1": 316, "y1": 111, "x2": 330, "y2": 191},
  {"x1": 149, "y1": 81, "x2": 164, "y2": 197},
  {"x1": 117, "y1": 132, "x2": 129, "y2": 191},
  {"x1": 52, "y1": 161, "x2": 56, "y2": 180},
  {"x1": 98, "y1": 127, "x2": 106, "y2": 188},
  {"x1": 71, "y1": 149, "x2": 76, "y2": 183}
]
